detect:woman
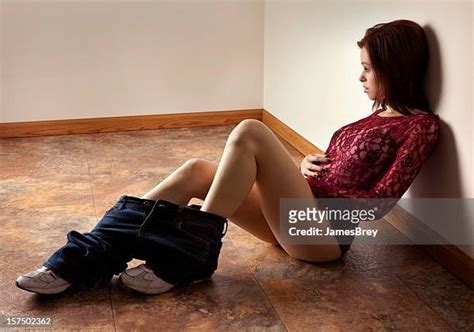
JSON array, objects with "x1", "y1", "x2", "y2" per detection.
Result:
[{"x1": 16, "y1": 19, "x2": 440, "y2": 295}]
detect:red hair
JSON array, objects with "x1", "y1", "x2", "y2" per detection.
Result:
[{"x1": 357, "y1": 19, "x2": 433, "y2": 115}]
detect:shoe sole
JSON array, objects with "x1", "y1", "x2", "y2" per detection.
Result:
[
  {"x1": 118, "y1": 275, "x2": 210, "y2": 295},
  {"x1": 15, "y1": 280, "x2": 70, "y2": 295}
]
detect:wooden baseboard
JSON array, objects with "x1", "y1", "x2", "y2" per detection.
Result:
[
  {"x1": 262, "y1": 108, "x2": 474, "y2": 290},
  {"x1": 0, "y1": 109, "x2": 262, "y2": 138},
  {"x1": 262, "y1": 109, "x2": 323, "y2": 155}
]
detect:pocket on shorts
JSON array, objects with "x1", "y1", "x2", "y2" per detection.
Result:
[
  {"x1": 178, "y1": 222, "x2": 218, "y2": 244},
  {"x1": 105, "y1": 204, "x2": 147, "y2": 222}
]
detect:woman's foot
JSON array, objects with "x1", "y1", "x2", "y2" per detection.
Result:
[
  {"x1": 16, "y1": 266, "x2": 71, "y2": 294},
  {"x1": 119, "y1": 264, "x2": 211, "y2": 295}
]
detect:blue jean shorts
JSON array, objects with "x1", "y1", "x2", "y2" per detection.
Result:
[{"x1": 44, "y1": 195, "x2": 227, "y2": 289}]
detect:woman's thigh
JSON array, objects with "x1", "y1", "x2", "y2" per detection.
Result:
[
  {"x1": 191, "y1": 159, "x2": 279, "y2": 245},
  {"x1": 195, "y1": 121, "x2": 342, "y2": 262},
  {"x1": 242, "y1": 120, "x2": 342, "y2": 262}
]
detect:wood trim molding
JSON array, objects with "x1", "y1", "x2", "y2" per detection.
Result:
[
  {"x1": 262, "y1": 109, "x2": 324, "y2": 155},
  {"x1": 0, "y1": 109, "x2": 262, "y2": 139},
  {"x1": 262, "y1": 108, "x2": 474, "y2": 290}
]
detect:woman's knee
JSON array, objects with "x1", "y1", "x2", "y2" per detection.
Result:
[
  {"x1": 179, "y1": 158, "x2": 216, "y2": 198},
  {"x1": 234, "y1": 119, "x2": 264, "y2": 133},
  {"x1": 182, "y1": 158, "x2": 201, "y2": 170},
  {"x1": 181, "y1": 158, "x2": 211, "y2": 176},
  {"x1": 228, "y1": 119, "x2": 265, "y2": 148}
]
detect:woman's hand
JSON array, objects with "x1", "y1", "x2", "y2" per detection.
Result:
[{"x1": 300, "y1": 153, "x2": 331, "y2": 178}]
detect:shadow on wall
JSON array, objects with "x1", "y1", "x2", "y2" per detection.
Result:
[
  {"x1": 412, "y1": 24, "x2": 464, "y2": 198},
  {"x1": 406, "y1": 24, "x2": 471, "y2": 253},
  {"x1": 424, "y1": 24, "x2": 442, "y2": 113}
]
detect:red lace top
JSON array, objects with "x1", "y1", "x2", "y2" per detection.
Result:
[{"x1": 306, "y1": 108, "x2": 440, "y2": 213}]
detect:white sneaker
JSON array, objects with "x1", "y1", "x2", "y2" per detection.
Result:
[
  {"x1": 16, "y1": 266, "x2": 72, "y2": 294},
  {"x1": 119, "y1": 264, "x2": 210, "y2": 295}
]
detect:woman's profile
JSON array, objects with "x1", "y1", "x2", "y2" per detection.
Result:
[{"x1": 16, "y1": 19, "x2": 440, "y2": 295}]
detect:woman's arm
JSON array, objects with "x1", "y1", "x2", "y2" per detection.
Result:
[{"x1": 324, "y1": 116, "x2": 440, "y2": 218}]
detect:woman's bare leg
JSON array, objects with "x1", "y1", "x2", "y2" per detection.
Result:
[
  {"x1": 140, "y1": 159, "x2": 278, "y2": 244},
  {"x1": 200, "y1": 119, "x2": 342, "y2": 262},
  {"x1": 140, "y1": 120, "x2": 341, "y2": 261},
  {"x1": 140, "y1": 159, "x2": 207, "y2": 205}
]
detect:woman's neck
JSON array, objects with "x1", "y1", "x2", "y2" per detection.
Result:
[
  {"x1": 384, "y1": 105, "x2": 427, "y2": 116},
  {"x1": 383, "y1": 105, "x2": 405, "y2": 116}
]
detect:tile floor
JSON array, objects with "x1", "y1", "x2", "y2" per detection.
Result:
[{"x1": 0, "y1": 124, "x2": 472, "y2": 331}]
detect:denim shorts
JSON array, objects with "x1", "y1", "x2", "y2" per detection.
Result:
[{"x1": 44, "y1": 195, "x2": 228, "y2": 289}]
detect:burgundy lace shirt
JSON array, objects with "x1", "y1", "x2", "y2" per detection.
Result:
[{"x1": 306, "y1": 108, "x2": 440, "y2": 206}]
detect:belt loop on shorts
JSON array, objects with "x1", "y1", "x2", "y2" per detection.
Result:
[
  {"x1": 176, "y1": 205, "x2": 185, "y2": 230},
  {"x1": 116, "y1": 202, "x2": 125, "y2": 210},
  {"x1": 222, "y1": 220, "x2": 228, "y2": 236}
]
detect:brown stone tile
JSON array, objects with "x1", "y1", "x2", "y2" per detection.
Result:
[
  {"x1": 0, "y1": 175, "x2": 93, "y2": 210},
  {"x1": 0, "y1": 203, "x2": 98, "y2": 253},
  {"x1": 210, "y1": 239, "x2": 254, "y2": 283},
  {"x1": 230, "y1": 236, "x2": 354, "y2": 283},
  {"x1": 1, "y1": 249, "x2": 112, "y2": 327},
  {"x1": 228, "y1": 213, "x2": 437, "y2": 284},
  {"x1": 261, "y1": 276, "x2": 453, "y2": 331},
  {"x1": 332, "y1": 220, "x2": 440, "y2": 277},
  {"x1": 397, "y1": 262, "x2": 474, "y2": 331},
  {"x1": 228, "y1": 220, "x2": 350, "y2": 282},
  {"x1": 0, "y1": 135, "x2": 88, "y2": 180},
  {"x1": 111, "y1": 275, "x2": 286, "y2": 331},
  {"x1": 82, "y1": 125, "x2": 236, "y2": 216},
  {"x1": 228, "y1": 222, "x2": 267, "y2": 247},
  {"x1": 342, "y1": 243, "x2": 435, "y2": 274},
  {"x1": 90, "y1": 168, "x2": 170, "y2": 216},
  {"x1": 2, "y1": 304, "x2": 115, "y2": 331},
  {"x1": 81, "y1": 125, "x2": 233, "y2": 174}
]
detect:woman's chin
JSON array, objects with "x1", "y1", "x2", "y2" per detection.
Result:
[{"x1": 363, "y1": 90, "x2": 372, "y2": 100}]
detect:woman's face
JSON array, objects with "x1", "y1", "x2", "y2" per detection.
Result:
[{"x1": 359, "y1": 46, "x2": 382, "y2": 100}]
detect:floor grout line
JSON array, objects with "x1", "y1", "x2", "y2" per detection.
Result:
[
  {"x1": 225, "y1": 236, "x2": 290, "y2": 331},
  {"x1": 81, "y1": 135, "x2": 117, "y2": 331},
  {"x1": 80, "y1": 136, "x2": 99, "y2": 223},
  {"x1": 252, "y1": 274, "x2": 290, "y2": 332},
  {"x1": 108, "y1": 285, "x2": 118, "y2": 332},
  {"x1": 395, "y1": 274, "x2": 457, "y2": 331}
]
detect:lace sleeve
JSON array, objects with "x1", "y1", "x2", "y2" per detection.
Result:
[{"x1": 327, "y1": 116, "x2": 440, "y2": 218}]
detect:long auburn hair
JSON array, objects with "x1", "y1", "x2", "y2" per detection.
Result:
[{"x1": 357, "y1": 19, "x2": 433, "y2": 115}]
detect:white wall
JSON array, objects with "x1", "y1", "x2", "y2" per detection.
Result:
[
  {"x1": 0, "y1": 0, "x2": 264, "y2": 122},
  {"x1": 264, "y1": 0, "x2": 473, "y2": 257}
]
